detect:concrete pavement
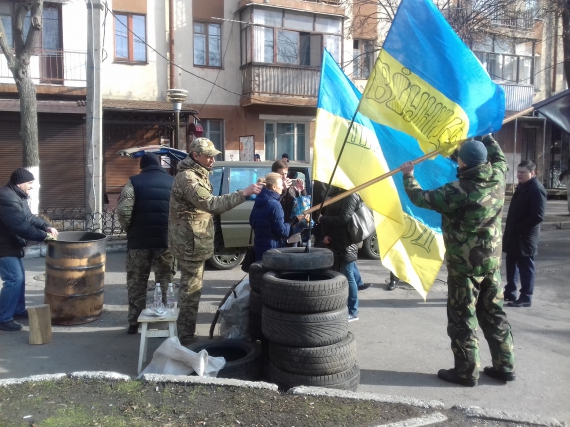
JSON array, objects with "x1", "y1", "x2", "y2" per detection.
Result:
[{"x1": 1, "y1": 206, "x2": 569, "y2": 425}]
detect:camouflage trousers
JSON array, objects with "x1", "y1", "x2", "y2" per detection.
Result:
[
  {"x1": 447, "y1": 269, "x2": 515, "y2": 380},
  {"x1": 177, "y1": 259, "x2": 205, "y2": 345},
  {"x1": 126, "y1": 248, "x2": 174, "y2": 326}
]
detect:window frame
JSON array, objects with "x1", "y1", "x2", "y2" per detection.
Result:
[
  {"x1": 474, "y1": 50, "x2": 536, "y2": 86},
  {"x1": 193, "y1": 21, "x2": 223, "y2": 69},
  {"x1": 353, "y1": 39, "x2": 374, "y2": 79},
  {"x1": 202, "y1": 119, "x2": 225, "y2": 160},
  {"x1": 113, "y1": 11, "x2": 147, "y2": 64},
  {"x1": 264, "y1": 121, "x2": 308, "y2": 161}
]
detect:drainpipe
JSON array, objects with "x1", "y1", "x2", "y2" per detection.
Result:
[{"x1": 169, "y1": 0, "x2": 175, "y2": 89}]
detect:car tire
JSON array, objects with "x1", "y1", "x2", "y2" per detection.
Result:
[
  {"x1": 269, "y1": 332, "x2": 357, "y2": 376},
  {"x1": 185, "y1": 339, "x2": 263, "y2": 381},
  {"x1": 249, "y1": 289, "x2": 263, "y2": 316},
  {"x1": 248, "y1": 311, "x2": 263, "y2": 341},
  {"x1": 207, "y1": 233, "x2": 246, "y2": 270},
  {"x1": 267, "y1": 362, "x2": 360, "y2": 391},
  {"x1": 249, "y1": 261, "x2": 269, "y2": 293},
  {"x1": 262, "y1": 247, "x2": 333, "y2": 272},
  {"x1": 360, "y1": 232, "x2": 380, "y2": 260},
  {"x1": 262, "y1": 305, "x2": 348, "y2": 348},
  {"x1": 262, "y1": 270, "x2": 348, "y2": 313}
]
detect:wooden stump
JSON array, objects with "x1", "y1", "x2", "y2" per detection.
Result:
[{"x1": 28, "y1": 304, "x2": 52, "y2": 345}]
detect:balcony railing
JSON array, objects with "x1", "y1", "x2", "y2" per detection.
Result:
[
  {"x1": 491, "y1": 10, "x2": 535, "y2": 30},
  {"x1": 0, "y1": 49, "x2": 87, "y2": 85},
  {"x1": 242, "y1": 63, "x2": 321, "y2": 101},
  {"x1": 497, "y1": 82, "x2": 534, "y2": 112}
]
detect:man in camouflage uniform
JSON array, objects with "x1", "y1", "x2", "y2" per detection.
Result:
[
  {"x1": 401, "y1": 135, "x2": 515, "y2": 386},
  {"x1": 169, "y1": 138, "x2": 262, "y2": 345},
  {"x1": 118, "y1": 153, "x2": 174, "y2": 334}
]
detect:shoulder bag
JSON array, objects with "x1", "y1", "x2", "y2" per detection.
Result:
[
  {"x1": 241, "y1": 228, "x2": 256, "y2": 273},
  {"x1": 348, "y1": 198, "x2": 376, "y2": 244}
]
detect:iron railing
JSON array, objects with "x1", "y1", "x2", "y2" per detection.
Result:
[
  {"x1": 40, "y1": 207, "x2": 124, "y2": 236},
  {"x1": 0, "y1": 49, "x2": 87, "y2": 84},
  {"x1": 242, "y1": 63, "x2": 320, "y2": 100}
]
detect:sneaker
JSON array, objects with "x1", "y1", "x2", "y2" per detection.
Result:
[
  {"x1": 437, "y1": 368, "x2": 477, "y2": 387},
  {"x1": 0, "y1": 320, "x2": 23, "y2": 332},
  {"x1": 387, "y1": 280, "x2": 397, "y2": 291},
  {"x1": 483, "y1": 366, "x2": 516, "y2": 382},
  {"x1": 507, "y1": 299, "x2": 531, "y2": 307},
  {"x1": 127, "y1": 324, "x2": 139, "y2": 334},
  {"x1": 358, "y1": 283, "x2": 372, "y2": 291},
  {"x1": 13, "y1": 310, "x2": 28, "y2": 319},
  {"x1": 503, "y1": 293, "x2": 517, "y2": 302},
  {"x1": 348, "y1": 314, "x2": 359, "y2": 322}
]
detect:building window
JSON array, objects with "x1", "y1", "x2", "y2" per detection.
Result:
[
  {"x1": 0, "y1": 1, "x2": 58, "y2": 50},
  {"x1": 264, "y1": 122, "x2": 306, "y2": 161},
  {"x1": 194, "y1": 22, "x2": 221, "y2": 67},
  {"x1": 474, "y1": 51, "x2": 535, "y2": 85},
  {"x1": 353, "y1": 40, "x2": 374, "y2": 79},
  {"x1": 202, "y1": 120, "x2": 224, "y2": 159},
  {"x1": 241, "y1": 6, "x2": 342, "y2": 67},
  {"x1": 114, "y1": 13, "x2": 146, "y2": 62}
]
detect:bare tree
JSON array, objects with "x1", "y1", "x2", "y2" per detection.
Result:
[
  {"x1": 0, "y1": 0, "x2": 43, "y2": 213},
  {"x1": 560, "y1": 0, "x2": 570, "y2": 88}
]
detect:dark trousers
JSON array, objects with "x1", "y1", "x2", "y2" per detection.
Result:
[{"x1": 505, "y1": 254, "x2": 535, "y2": 302}]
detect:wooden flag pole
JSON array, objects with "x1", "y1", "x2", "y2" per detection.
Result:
[{"x1": 304, "y1": 108, "x2": 534, "y2": 215}]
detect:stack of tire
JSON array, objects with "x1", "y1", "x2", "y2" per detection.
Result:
[{"x1": 250, "y1": 247, "x2": 360, "y2": 391}]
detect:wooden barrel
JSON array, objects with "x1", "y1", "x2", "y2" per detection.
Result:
[{"x1": 44, "y1": 231, "x2": 107, "y2": 325}]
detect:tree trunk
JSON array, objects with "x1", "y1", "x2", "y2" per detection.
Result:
[{"x1": 562, "y1": 0, "x2": 570, "y2": 89}]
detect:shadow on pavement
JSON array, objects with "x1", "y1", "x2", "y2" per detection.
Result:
[{"x1": 358, "y1": 299, "x2": 447, "y2": 308}]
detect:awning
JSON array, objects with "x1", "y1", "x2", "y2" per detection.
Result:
[{"x1": 533, "y1": 89, "x2": 570, "y2": 134}]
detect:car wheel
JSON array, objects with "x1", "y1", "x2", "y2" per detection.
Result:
[
  {"x1": 207, "y1": 234, "x2": 246, "y2": 270},
  {"x1": 360, "y1": 232, "x2": 380, "y2": 260}
]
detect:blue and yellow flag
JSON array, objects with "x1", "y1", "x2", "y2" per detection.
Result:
[
  {"x1": 314, "y1": 50, "x2": 458, "y2": 298},
  {"x1": 360, "y1": 0, "x2": 505, "y2": 156}
]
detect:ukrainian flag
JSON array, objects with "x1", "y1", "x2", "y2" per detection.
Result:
[
  {"x1": 314, "y1": 50, "x2": 458, "y2": 298},
  {"x1": 360, "y1": 0, "x2": 505, "y2": 156}
]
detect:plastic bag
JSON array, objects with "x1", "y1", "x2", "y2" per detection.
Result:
[
  {"x1": 291, "y1": 195, "x2": 313, "y2": 235},
  {"x1": 138, "y1": 336, "x2": 226, "y2": 378},
  {"x1": 219, "y1": 277, "x2": 251, "y2": 339}
]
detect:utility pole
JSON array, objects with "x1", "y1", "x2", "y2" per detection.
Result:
[{"x1": 86, "y1": 0, "x2": 103, "y2": 230}]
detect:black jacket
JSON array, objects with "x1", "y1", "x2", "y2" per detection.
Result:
[
  {"x1": 128, "y1": 165, "x2": 174, "y2": 249},
  {"x1": 0, "y1": 183, "x2": 49, "y2": 258},
  {"x1": 319, "y1": 192, "x2": 360, "y2": 263},
  {"x1": 502, "y1": 176, "x2": 547, "y2": 257}
]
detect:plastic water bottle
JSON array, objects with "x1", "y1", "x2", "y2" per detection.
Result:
[
  {"x1": 167, "y1": 283, "x2": 176, "y2": 309},
  {"x1": 154, "y1": 283, "x2": 163, "y2": 310}
]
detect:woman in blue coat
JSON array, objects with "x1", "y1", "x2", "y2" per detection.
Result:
[{"x1": 249, "y1": 173, "x2": 303, "y2": 262}]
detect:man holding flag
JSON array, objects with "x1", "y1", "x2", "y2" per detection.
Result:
[{"x1": 401, "y1": 135, "x2": 515, "y2": 386}]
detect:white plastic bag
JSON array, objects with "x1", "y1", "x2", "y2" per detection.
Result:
[
  {"x1": 219, "y1": 277, "x2": 250, "y2": 339},
  {"x1": 138, "y1": 337, "x2": 225, "y2": 378}
]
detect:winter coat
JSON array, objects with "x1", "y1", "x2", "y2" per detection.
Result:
[
  {"x1": 280, "y1": 184, "x2": 306, "y2": 227},
  {"x1": 502, "y1": 176, "x2": 546, "y2": 257},
  {"x1": 169, "y1": 156, "x2": 246, "y2": 261},
  {"x1": 117, "y1": 165, "x2": 174, "y2": 250},
  {"x1": 249, "y1": 186, "x2": 291, "y2": 262},
  {"x1": 319, "y1": 191, "x2": 360, "y2": 264},
  {"x1": 403, "y1": 135, "x2": 507, "y2": 276},
  {"x1": 0, "y1": 183, "x2": 49, "y2": 258}
]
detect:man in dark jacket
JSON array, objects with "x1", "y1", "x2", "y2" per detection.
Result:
[
  {"x1": 0, "y1": 168, "x2": 58, "y2": 331},
  {"x1": 318, "y1": 188, "x2": 365, "y2": 322},
  {"x1": 503, "y1": 160, "x2": 546, "y2": 308},
  {"x1": 401, "y1": 135, "x2": 515, "y2": 387},
  {"x1": 117, "y1": 153, "x2": 175, "y2": 334}
]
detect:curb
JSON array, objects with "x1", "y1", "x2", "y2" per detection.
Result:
[{"x1": 1, "y1": 372, "x2": 565, "y2": 425}]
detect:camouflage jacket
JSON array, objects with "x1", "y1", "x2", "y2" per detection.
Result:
[
  {"x1": 169, "y1": 156, "x2": 246, "y2": 261},
  {"x1": 403, "y1": 135, "x2": 507, "y2": 276},
  {"x1": 117, "y1": 180, "x2": 135, "y2": 231}
]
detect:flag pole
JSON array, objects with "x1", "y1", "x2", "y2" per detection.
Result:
[{"x1": 305, "y1": 108, "x2": 528, "y2": 215}]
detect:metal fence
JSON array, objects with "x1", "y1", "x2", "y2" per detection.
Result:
[{"x1": 40, "y1": 208, "x2": 125, "y2": 236}]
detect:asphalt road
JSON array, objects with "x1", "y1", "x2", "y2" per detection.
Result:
[{"x1": 0, "y1": 226, "x2": 568, "y2": 424}]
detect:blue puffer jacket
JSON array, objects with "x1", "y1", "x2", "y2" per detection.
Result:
[{"x1": 249, "y1": 186, "x2": 291, "y2": 262}]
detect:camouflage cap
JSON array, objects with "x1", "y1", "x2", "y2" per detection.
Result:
[{"x1": 189, "y1": 138, "x2": 221, "y2": 156}]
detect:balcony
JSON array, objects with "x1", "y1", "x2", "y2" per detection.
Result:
[
  {"x1": 241, "y1": 63, "x2": 320, "y2": 107},
  {"x1": 0, "y1": 50, "x2": 87, "y2": 87},
  {"x1": 497, "y1": 82, "x2": 534, "y2": 112}
]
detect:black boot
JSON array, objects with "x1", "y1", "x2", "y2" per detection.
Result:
[
  {"x1": 437, "y1": 368, "x2": 477, "y2": 387},
  {"x1": 127, "y1": 324, "x2": 139, "y2": 334},
  {"x1": 483, "y1": 366, "x2": 516, "y2": 382}
]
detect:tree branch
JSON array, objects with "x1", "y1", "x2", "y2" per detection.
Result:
[
  {"x1": 0, "y1": 17, "x2": 16, "y2": 70},
  {"x1": 23, "y1": 1, "x2": 42, "y2": 58}
]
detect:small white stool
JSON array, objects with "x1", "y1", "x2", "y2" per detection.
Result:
[{"x1": 137, "y1": 308, "x2": 179, "y2": 374}]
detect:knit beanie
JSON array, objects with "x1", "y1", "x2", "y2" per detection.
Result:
[
  {"x1": 140, "y1": 153, "x2": 160, "y2": 169},
  {"x1": 10, "y1": 168, "x2": 35, "y2": 185},
  {"x1": 458, "y1": 140, "x2": 487, "y2": 168}
]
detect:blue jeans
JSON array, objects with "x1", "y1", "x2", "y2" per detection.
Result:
[
  {"x1": 505, "y1": 253, "x2": 535, "y2": 302},
  {"x1": 0, "y1": 257, "x2": 26, "y2": 323},
  {"x1": 340, "y1": 261, "x2": 363, "y2": 316}
]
